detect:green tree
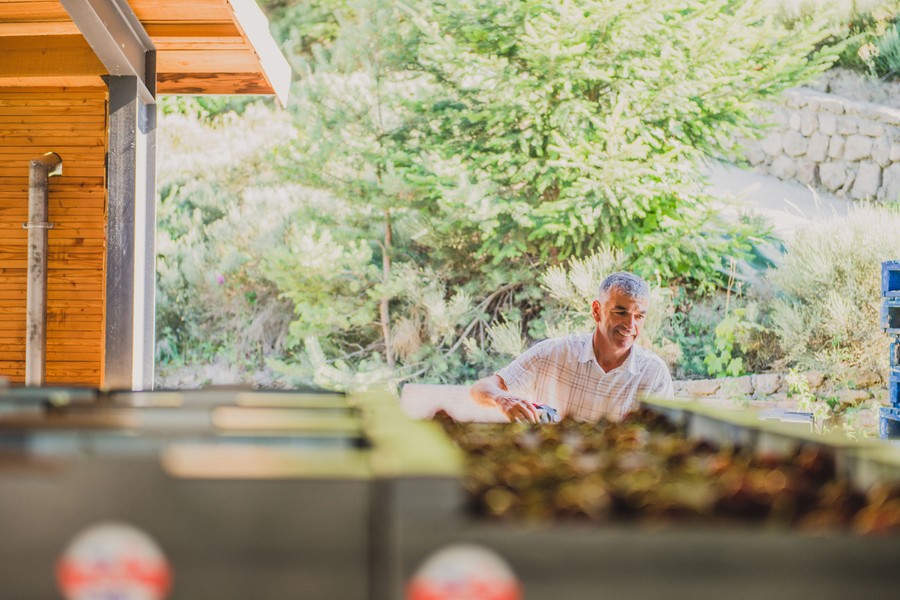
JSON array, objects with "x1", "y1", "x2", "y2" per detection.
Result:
[
  {"x1": 401, "y1": 0, "x2": 842, "y2": 285},
  {"x1": 273, "y1": 0, "x2": 458, "y2": 376}
]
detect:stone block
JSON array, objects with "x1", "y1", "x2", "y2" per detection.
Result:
[
  {"x1": 684, "y1": 379, "x2": 721, "y2": 397},
  {"x1": 744, "y1": 144, "x2": 767, "y2": 166},
  {"x1": 888, "y1": 126, "x2": 900, "y2": 144},
  {"x1": 882, "y1": 107, "x2": 900, "y2": 126},
  {"x1": 842, "y1": 167, "x2": 857, "y2": 194},
  {"x1": 771, "y1": 156, "x2": 796, "y2": 180},
  {"x1": 843, "y1": 101, "x2": 862, "y2": 116},
  {"x1": 863, "y1": 104, "x2": 891, "y2": 121},
  {"x1": 789, "y1": 111, "x2": 802, "y2": 131},
  {"x1": 818, "y1": 96, "x2": 845, "y2": 114},
  {"x1": 796, "y1": 161, "x2": 817, "y2": 185},
  {"x1": 850, "y1": 162, "x2": 881, "y2": 199},
  {"x1": 761, "y1": 133, "x2": 782, "y2": 157},
  {"x1": 783, "y1": 130, "x2": 808, "y2": 156},
  {"x1": 806, "y1": 132, "x2": 829, "y2": 162},
  {"x1": 890, "y1": 144, "x2": 900, "y2": 162},
  {"x1": 832, "y1": 388, "x2": 871, "y2": 405},
  {"x1": 844, "y1": 135, "x2": 873, "y2": 161},
  {"x1": 818, "y1": 112, "x2": 837, "y2": 135},
  {"x1": 873, "y1": 136, "x2": 892, "y2": 167},
  {"x1": 800, "y1": 112, "x2": 818, "y2": 136},
  {"x1": 860, "y1": 119, "x2": 885, "y2": 137},
  {"x1": 774, "y1": 396, "x2": 799, "y2": 410},
  {"x1": 819, "y1": 161, "x2": 848, "y2": 191},
  {"x1": 847, "y1": 367, "x2": 882, "y2": 388},
  {"x1": 770, "y1": 107, "x2": 789, "y2": 127},
  {"x1": 827, "y1": 135, "x2": 844, "y2": 159},
  {"x1": 805, "y1": 371, "x2": 826, "y2": 389},
  {"x1": 837, "y1": 118, "x2": 858, "y2": 135},
  {"x1": 785, "y1": 92, "x2": 804, "y2": 109},
  {"x1": 721, "y1": 375, "x2": 754, "y2": 396},
  {"x1": 753, "y1": 373, "x2": 782, "y2": 396},
  {"x1": 884, "y1": 163, "x2": 900, "y2": 203}
]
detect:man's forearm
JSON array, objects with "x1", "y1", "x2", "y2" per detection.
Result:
[
  {"x1": 470, "y1": 375, "x2": 539, "y2": 423},
  {"x1": 470, "y1": 375, "x2": 504, "y2": 408}
]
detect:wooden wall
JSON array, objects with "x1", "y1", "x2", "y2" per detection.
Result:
[{"x1": 0, "y1": 87, "x2": 107, "y2": 385}]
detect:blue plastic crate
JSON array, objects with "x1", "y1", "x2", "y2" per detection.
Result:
[
  {"x1": 890, "y1": 369, "x2": 900, "y2": 407},
  {"x1": 880, "y1": 406, "x2": 900, "y2": 439},
  {"x1": 883, "y1": 260, "x2": 900, "y2": 297},
  {"x1": 880, "y1": 299, "x2": 900, "y2": 333}
]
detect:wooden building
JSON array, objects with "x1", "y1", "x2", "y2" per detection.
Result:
[{"x1": 0, "y1": 0, "x2": 291, "y2": 389}]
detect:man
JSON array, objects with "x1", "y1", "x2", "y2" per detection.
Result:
[{"x1": 470, "y1": 271, "x2": 673, "y2": 423}]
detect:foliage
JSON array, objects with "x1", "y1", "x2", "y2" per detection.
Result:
[
  {"x1": 663, "y1": 294, "x2": 722, "y2": 378},
  {"x1": 154, "y1": 0, "x2": 860, "y2": 387},
  {"x1": 157, "y1": 95, "x2": 269, "y2": 121},
  {"x1": 874, "y1": 19, "x2": 900, "y2": 78},
  {"x1": 785, "y1": 368, "x2": 832, "y2": 428},
  {"x1": 155, "y1": 105, "x2": 297, "y2": 371},
  {"x1": 775, "y1": 0, "x2": 900, "y2": 77},
  {"x1": 768, "y1": 206, "x2": 900, "y2": 378},
  {"x1": 702, "y1": 307, "x2": 771, "y2": 377},
  {"x1": 402, "y1": 0, "x2": 841, "y2": 287}
]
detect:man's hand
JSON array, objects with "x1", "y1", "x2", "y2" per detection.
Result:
[
  {"x1": 470, "y1": 374, "x2": 539, "y2": 423},
  {"x1": 495, "y1": 394, "x2": 539, "y2": 423}
]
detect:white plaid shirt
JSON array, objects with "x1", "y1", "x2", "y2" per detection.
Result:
[{"x1": 496, "y1": 333, "x2": 673, "y2": 422}]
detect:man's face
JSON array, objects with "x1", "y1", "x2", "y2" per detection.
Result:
[{"x1": 591, "y1": 287, "x2": 649, "y2": 351}]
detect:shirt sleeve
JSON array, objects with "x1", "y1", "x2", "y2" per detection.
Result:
[
  {"x1": 495, "y1": 339, "x2": 554, "y2": 397},
  {"x1": 643, "y1": 358, "x2": 675, "y2": 400}
]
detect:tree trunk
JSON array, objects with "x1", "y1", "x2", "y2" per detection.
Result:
[{"x1": 380, "y1": 208, "x2": 394, "y2": 368}]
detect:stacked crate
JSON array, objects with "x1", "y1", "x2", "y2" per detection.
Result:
[
  {"x1": 880, "y1": 260, "x2": 900, "y2": 438},
  {"x1": 0, "y1": 386, "x2": 462, "y2": 600}
]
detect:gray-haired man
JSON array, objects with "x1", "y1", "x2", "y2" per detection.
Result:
[{"x1": 470, "y1": 271, "x2": 673, "y2": 423}]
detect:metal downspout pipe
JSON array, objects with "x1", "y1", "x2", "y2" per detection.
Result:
[{"x1": 24, "y1": 153, "x2": 62, "y2": 386}]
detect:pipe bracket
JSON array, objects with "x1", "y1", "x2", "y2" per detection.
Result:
[{"x1": 22, "y1": 222, "x2": 55, "y2": 230}]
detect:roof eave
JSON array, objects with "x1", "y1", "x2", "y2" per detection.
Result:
[{"x1": 227, "y1": 0, "x2": 292, "y2": 107}]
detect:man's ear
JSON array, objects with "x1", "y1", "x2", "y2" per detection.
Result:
[{"x1": 591, "y1": 299, "x2": 601, "y2": 322}]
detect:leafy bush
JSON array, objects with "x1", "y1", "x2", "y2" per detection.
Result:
[
  {"x1": 874, "y1": 20, "x2": 900, "y2": 77},
  {"x1": 768, "y1": 207, "x2": 900, "y2": 378},
  {"x1": 405, "y1": 0, "x2": 841, "y2": 288},
  {"x1": 155, "y1": 105, "x2": 297, "y2": 374},
  {"x1": 777, "y1": 0, "x2": 900, "y2": 76}
]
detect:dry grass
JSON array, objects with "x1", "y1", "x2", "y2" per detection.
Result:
[{"x1": 769, "y1": 206, "x2": 900, "y2": 377}]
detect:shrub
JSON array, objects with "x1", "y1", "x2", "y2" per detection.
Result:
[
  {"x1": 155, "y1": 105, "x2": 297, "y2": 377},
  {"x1": 768, "y1": 206, "x2": 900, "y2": 378},
  {"x1": 875, "y1": 21, "x2": 900, "y2": 78}
]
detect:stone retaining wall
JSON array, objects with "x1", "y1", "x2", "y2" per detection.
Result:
[
  {"x1": 674, "y1": 369, "x2": 884, "y2": 410},
  {"x1": 743, "y1": 88, "x2": 900, "y2": 202}
]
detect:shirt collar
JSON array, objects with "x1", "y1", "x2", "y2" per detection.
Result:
[{"x1": 579, "y1": 332, "x2": 641, "y2": 374}]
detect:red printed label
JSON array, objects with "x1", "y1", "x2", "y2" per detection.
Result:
[
  {"x1": 56, "y1": 523, "x2": 172, "y2": 600},
  {"x1": 406, "y1": 543, "x2": 522, "y2": 600}
]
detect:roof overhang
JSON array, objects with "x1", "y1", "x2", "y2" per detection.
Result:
[{"x1": 0, "y1": 0, "x2": 291, "y2": 105}]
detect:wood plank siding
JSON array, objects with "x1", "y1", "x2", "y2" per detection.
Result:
[{"x1": 0, "y1": 87, "x2": 107, "y2": 385}]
